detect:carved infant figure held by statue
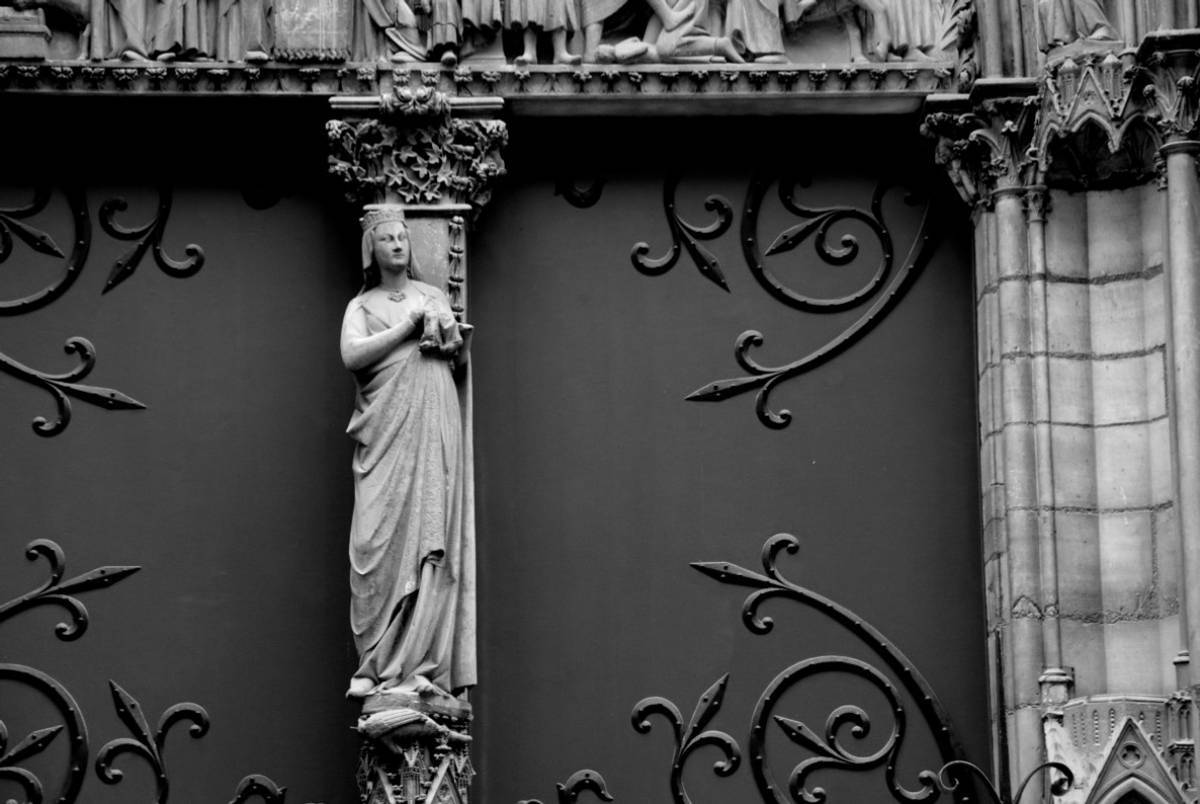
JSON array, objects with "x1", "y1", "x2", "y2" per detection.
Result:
[{"x1": 340, "y1": 208, "x2": 475, "y2": 707}]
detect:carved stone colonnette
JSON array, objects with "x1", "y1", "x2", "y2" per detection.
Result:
[
  {"x1": 327, "y1": 86, "x2": 505, "y2": 804},
  {"x1": 923, "y1": 31, "x2": 1200, "y2": 804}
]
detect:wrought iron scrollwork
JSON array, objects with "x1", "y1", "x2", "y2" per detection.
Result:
[
  {"x1": 687, "y1": 177, "x2": 935, "y2": 429},
  {"x1": 630, "y1": 176, "x2": 734, "y2": 292},
  {"x1": 0, "y1": 539, "x2": 289, "y2": 804},
  {"x1": 632, "y1": 674, "x2": 741, "y2": 804},
  {"x1": 572, "y1": 172, "x2": 938, "y2": 429},
  {"x1": 0, "y1": 188, "x2": 146, "y2": 437},
  {"x1": 98, "y1": 187, "x2": 205, "y2": 293},
  {"x1": 518, "y1": 532, "x2": 1074, "y2": 804},
  {"x1": 518, "y1": 769, "x2": 614, "y2": 804},
  {"x1": 693, "y1": 533, "x2": 957, "y2": 803},
  {"x1": 0, "y1": 185, "x2": 207, "y2": 436},
  {"x1": 95, "y1": 682, "x2": 211, "y2": 803}
]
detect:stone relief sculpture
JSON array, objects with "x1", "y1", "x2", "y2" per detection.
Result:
[
  {"x1": 586, "y1": 0, "x2": 742, "y2": 63},
  {"x1": 723, "y1": 0, "x2": 799, "y2": 62},
  {"x1": 340, "y1": 205, "x2": 475, "y2": 706},
  {"x1": 0, "y1": 0, "x2": 962, "y2": 64},
  {"x1": 87, "y1": 0, "x2": 151, "y2": 58},
  {"x1": 214, "y1": 0, "x2": 270, "y2": 60},
  {"x1": 506, "y1": 0, "x2": 581, "y2": 65},
  {"x1": 1038, "y1": 0, "x2": 1118, "y2": 49},
  {"x1": 351, "y1": 0, "x2": 424, "y2": 62},
  {"x1": 148, "y1": 0, "x2": 211, "y2": 60}
]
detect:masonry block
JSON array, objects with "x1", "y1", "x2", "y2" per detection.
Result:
[
  {"x1": 1105, "y1": 619, "x2": 1165, "y2": 695},
  {"x1": 1092, "y1": 354, "x2": 1155, "y2": 426},
  {"x1": 1087, "y1": 189, "x2": 1144, "y2": 279},
  {"x1": 1046, "y1": 280, "x2": 1092, "y2": 354},
  {"x1": 1056, "y1": 510, "x2": 1102, "y2": 616},
  {"x1": 1047, "y1": 190, "x2": 1089, "y2": 279},
  {"x1": 1061, "y1": 618, "x2": 1108, "y2": 697},
  {"x1": 1052, "y1": 423, "x2": 1098, "y2": 508},
  {"x1": 1048, "y1": 357, "x2": 1094, "y2": 425},
  {"x1": 1098, "y1": 510, "x2": 1155, "y2": 615},
  {"x1": 1093, "y1": 422, "x2": 1151, "y2": 510},
  {"x1": 1089, "y1": 279, "x2": 1151, "y2": 356}
]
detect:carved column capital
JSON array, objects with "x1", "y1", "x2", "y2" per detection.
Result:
[
  {"x1": 327, "y1": 89, "x2": 508, "y2": 215},
  {"x1": 1134, "y1": 33, "x2": 1200, "y2": 144},
  {"x1": 923, "y1": 84, "x2": 1039, "y2": 209}
]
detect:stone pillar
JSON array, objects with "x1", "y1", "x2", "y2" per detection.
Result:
[
  {"x1": 1162, "y1": 135, "x2": 1200, "y2": 687},
  {"x1": 927, "y1": 37, "x2": 1200, "y2": 800},
  {"x1": 927, "y1": 86, "x2": 1048, "y2": 799},
  {"x1": 327, "y1": 86, "x2": 506, "y2": 804}
]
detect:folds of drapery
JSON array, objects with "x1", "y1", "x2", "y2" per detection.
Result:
[{"x1": 347, "y1": 312, "x2": 475, "y2": 694}]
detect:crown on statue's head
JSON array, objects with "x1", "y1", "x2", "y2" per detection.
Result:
[{"x1": 359, "y1": 204, "x2": 407, "y2": 232}]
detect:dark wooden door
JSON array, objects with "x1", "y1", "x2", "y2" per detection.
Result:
[{"x1": 0, "y1": 104, "x2": 986, "y2": 804}]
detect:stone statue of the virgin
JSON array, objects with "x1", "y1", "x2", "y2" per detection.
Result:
[{"x1": 340, "y1": 205, "x2": 475, "y2": 707}]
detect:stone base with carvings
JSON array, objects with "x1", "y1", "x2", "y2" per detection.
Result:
[{"x1": 356, "y1": 697, "x2": 474, "y2": 804}]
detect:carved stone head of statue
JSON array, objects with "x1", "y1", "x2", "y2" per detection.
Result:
[{"x1": 359, "y1": 205, "x2": 415, "y2": 290}]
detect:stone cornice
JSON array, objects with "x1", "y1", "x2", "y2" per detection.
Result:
[{"x1": 0, "y1": 60, "x2": 956, "y2": 115}]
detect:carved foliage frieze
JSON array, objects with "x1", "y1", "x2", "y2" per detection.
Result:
[{"x1": 328, "y1": 90, "x2": 507, "y2": 211}]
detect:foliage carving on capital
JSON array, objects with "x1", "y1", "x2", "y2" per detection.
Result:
[
  {"x1": 1137, "y1": 50, "x2": 1200, "y2": 141},
  {"x1": 923, "y1": 94, "x2": 1038, "y2": 208},
  {"x1": 327, "y1": 88, "x2": 507, "y2": 212}
]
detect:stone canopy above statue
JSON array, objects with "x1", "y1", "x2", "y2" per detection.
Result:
[{"x1": 0, "y1": 0, "x2": 965, "y2": 65}]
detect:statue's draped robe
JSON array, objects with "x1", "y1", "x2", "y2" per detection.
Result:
[
  {"x1": 504, "y1": 0, "x2": 579, "y2": 31},
  {"x1": 151, "y1": 0, "x2": 211, "y2": 57},
  {"x1": 215, "y1": 0, "x2": 269, "y2": 58},
  {"x1": 1040, "y1": 0, "x2": 1112, "y2": 45},
  {"x1": 346, "y1": 287, "x2": 476, "y2": 694},
  {"x1": 352, "y1": 0, "x2": 423, "y2": 61},
  {"x1": 89, "y1": 0, "x2": 149, "y2": 57},
  {"x1": 885, "y1": 0, "x2": 938, "y2": 53},
  {"x1": 724, "y1": 0, "x2": 783, "y2": 57}
]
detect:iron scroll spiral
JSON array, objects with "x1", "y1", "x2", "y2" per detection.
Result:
[{"x1": 0, "y1": 539, "x2": 289, "y2": 804}]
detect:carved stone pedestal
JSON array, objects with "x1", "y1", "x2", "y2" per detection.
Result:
[
  {"x1": 0, "y1": 8, "x2": 49, "y2": 60},
  {"x1": 356, "y1": 704, "x2": 475, "y2": 804}
]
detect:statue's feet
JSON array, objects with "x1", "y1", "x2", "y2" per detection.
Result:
[
  {"x1": 440, "y1": 50, "x2": 459, "y2": 68},
  {"x1": 390, "y1": 50, "x2": 419, "y2": 63},
  {"x1": 716, "y1": 37, "x2": 744, "y2": 63},
  {"x1": 346, "y1": 677, "x2": 376, "y2": 698},
  {"x1": 553, "y1": 49, "x2": 581, "y2": 65},
  {"x1": 120, "y1": 49, "x2": 151, "y2": 62},
  {"x1": 594, "y1": 43, "x2": 617, "y2": 63},
  {"x1": 611, "y1": 38, "x2": 648, "y2": 63},
  {"x1": 750, "y1": 53, "x2": 787, "y2": 63},
  {"x1": 1087, "y1": 24, "x2": 1118, "y2": 41},
  {"x1": 244, "y1": 49, "x2": 269, "y2": 64},
  {"x1": 514, "y1": 51, "x2": 535, "y2": 67}
]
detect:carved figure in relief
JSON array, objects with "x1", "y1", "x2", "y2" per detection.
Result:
[
  {"x1": 148, "y1": 0, "x2": 212, "y2": 59},
  {"x1": 214, "y1": 0, "x2": 270, "y2": 61},
  {"x1": 875, "y1": 0, "x2": 939, "y2": 59},
  {"x1": 1038, "y1": 0, "x2": 1117, "y2": 49},
  {"x1": 721, "y1": 0, "x2": 796, "y2": 62},
  {"x1": 341, "y1": 206, "x2": 475, "y2": 705},
  {"x1": 87, "y1": 0, "x2": 151, "y2": 58},
  {"x1": 585, "y1": 0, "x2": 742, "y2": 64},
  {"x1": 352, "y1": 0, "x2": 425, "y2": 61},
  {"x1": 506, "y1": 0, "x2": 581, "y2": 65}
]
